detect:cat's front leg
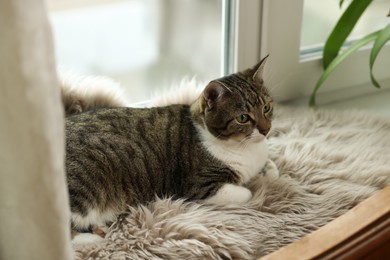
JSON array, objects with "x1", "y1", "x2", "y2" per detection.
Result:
[
  {"x1": 261, "y1": 159, "x2": 279, "y2": 179},
  {"x1": 204, "y1": 183, "x2": 252, "y2": 205}
]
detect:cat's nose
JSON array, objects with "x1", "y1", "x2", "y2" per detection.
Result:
[{"x1": 260, "y1": 128, "x2": 270, "y2": 137}]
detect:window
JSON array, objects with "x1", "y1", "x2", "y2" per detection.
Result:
[
  {"x1": 48, "y1": 0, "x2": 223, "y2": 103},
  {"x1": 259, "y1": 0, "x2": 390, "y2": 104},
  {"x1": 301, "y1": 0, "x2": 389, "y2": 56},
  {"x1": 225, "y1": 0, "x2": 390, "y2": 104},
  {"x1": 48, "y1": 0, "x2": 390, "y2": 105}
]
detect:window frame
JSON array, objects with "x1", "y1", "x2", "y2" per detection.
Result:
[{"x1": 227, "y1": 0, "x2": 390, "y2": 105}]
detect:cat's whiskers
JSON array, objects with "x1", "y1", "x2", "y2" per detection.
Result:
[
  {"x1": 236, "y1": 134, "x2": 263, "y2": 152},
  {"x1": 237, "y1": 139, "x2": 249, "y2": 152}
]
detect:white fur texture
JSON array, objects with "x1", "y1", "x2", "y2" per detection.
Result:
[
  {"x1": 73, "y1": 104, "x2": 390, "y2": 259},
  {"x1": 72, "y1": 233, "x2": 104, "y2": 245},
  {"x1": 197, "y1": 126, "x2": 269, "y2": 185},
  {"x1": 148, "y1": 77, "x2": 204, "y2": 107},
  {"x1": 205, "y1": 184, "x2": 253, "y2": 204},
  {"x1": 59, "y1": 71, "x2": 129, "y2": 114},
  {"x1": 69, "y1": 78, "x2": 390, "y2": 259},
  {"x1": 262, "y1": 159, "x2": 279, "y2": 180}
]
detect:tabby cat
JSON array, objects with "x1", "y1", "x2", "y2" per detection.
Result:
[{"x1": 65, "y1": 56, "x2": 279, "y2": 239}]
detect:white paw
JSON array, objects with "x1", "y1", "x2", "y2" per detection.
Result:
[
  {"x1": 204, "y1": 184, "x2": 252, "y2": 205},
  {"x1": 98, "y1": 225, "x2": 110, "y2": 234},
  {"x1": 92, "y1": 224, "x2": 110, "y2": 238},
  {"x1": 72, "y1": 233, "x2": 104, "y2": 245},
  {"x1": 262, "y1": 159, "x2": 279, "y2": 180}
]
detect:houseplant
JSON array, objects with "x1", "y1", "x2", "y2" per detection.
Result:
[{"x1": 309, "y1": 0, "x2": 390, "y2": 106}]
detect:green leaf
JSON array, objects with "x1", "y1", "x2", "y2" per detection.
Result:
[
  {"x1": 310, "y1": 31, "x2": 380, "y2": 107},
  {"x1": 369, "y1": 24, "x2": 390, "y2": 88},
  {"x1": 339, "y1": 0, "x2": 345, "y2": 8},
  {"x1": 323, "y1": 0, "x2": 373, "y2": 69}
]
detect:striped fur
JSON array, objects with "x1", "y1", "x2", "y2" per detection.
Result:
[{"x1": 65, "y1": 57, "x2": 278, "y2": 233}]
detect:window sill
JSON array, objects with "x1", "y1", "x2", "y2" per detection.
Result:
[
  {"x1": 283, "y1": 80, "x2": 390, "y2": 117},
  {"x1": 321, "y1": 88, "x2": 390, "y2": 117}
]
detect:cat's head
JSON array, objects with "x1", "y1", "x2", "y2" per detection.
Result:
[{"x1": 192, "y1": 56, "x2": 273, "y2": 142}]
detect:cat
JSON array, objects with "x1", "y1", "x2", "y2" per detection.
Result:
[{"x1": 65, "y1": 56, "x2": 279, "y2": 242}]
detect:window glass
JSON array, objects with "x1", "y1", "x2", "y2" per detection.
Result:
[
  {"x1": 48, "y1": 0, "x2": 223, "y2": 102},
  {"x1": 300, "y1": 0, "x2": 389, "y2": 56}
]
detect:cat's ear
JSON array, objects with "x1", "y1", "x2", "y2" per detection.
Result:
[
  {"x1": 240, "y1": 55, "x2": 269, "y2": 83},
  {"x1": 252, "y1": 55, "x2": 269, "y2": 81},
  {"x1": 202, "y1": 81, "x2": 226, "y2": 110}
]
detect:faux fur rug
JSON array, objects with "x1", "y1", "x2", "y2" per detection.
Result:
[{"x1": 71, "y1": 79, "x2": 390, "y2": 259}]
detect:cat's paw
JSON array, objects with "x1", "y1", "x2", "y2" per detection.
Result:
[
  {"x1": 92, "y1": 225, "x2": 110, "y2": 238},
  {"x1": 261, "y1": 159, "x2": 279, "y2": 180},
  {"x1": 72, "y1": 233, "x2": 104, "y2": 245},
  {"x1": 204, "y1": 184, "x2": 252, "y2": 205}
]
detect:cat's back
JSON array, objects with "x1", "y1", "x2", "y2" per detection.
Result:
[
  {"x1": 66, "y1": 104, "x2": 192, "y2": 137},
  {"x1": 66, "y1": 105, "x2": 198, "y2": 169}
]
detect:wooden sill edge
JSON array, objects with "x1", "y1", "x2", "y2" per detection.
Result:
[{"x1": 260, "y1": 185, "x2": 390, "y2": 260}]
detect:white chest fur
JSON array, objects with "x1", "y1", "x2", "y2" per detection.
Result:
[{"x1": 197, "y1": 127, "x2": 269, "y2": 184}]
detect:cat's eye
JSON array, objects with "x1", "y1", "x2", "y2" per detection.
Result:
[
  {"x1": 236, "y1": 114, "x2": 250, "y2": 124},
  {"x1": 263, "y1": 103, "x2": 271, "y2": 113}
]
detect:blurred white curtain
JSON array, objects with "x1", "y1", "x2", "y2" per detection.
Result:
[{"x1": 0, "y1": 0, "x2": 72, "y2": 259}]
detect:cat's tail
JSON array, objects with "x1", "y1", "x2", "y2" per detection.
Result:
[
  {"x1": 148, "y1": 77, "x2": 204, "y2": 107},
  {"x1": 59, "y1": 72, "x2": 129, "y2": 116},
  {"x1": 60, "y1": 73, "x2": 205, "y2": 115}
]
